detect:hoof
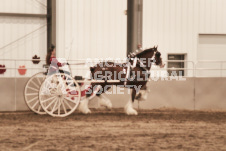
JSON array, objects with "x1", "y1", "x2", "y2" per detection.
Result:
[
  {"x1": 78, "y1": 106, "x2": 91, "y2": 114},
  {"x1": 78, "y1": 99, "x2": 91, "y2": 114},
  {"x1": 99, "y1": 98, "x2": 112, "y2": 109},
  {"x1": 82, "y1": 108, "x2": 91, "y2": 114},
  {"x1": 124, "y1": 104, "x2": 138, "y2": 115},
  {"x1": 125, "y1": 108, "x2": 138, "y2": 115},
  {"x1": 124, "y1": 99, "x2": 138, "y2": 115}
]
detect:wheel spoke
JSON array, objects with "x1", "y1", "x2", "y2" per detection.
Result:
[
  {"x1": 38, "y1": 105, "x2": 41, "y2": 112},
  {"x1": 40, "y1": 95, "x2": 56, "y2": 103},
  {"x1": 65, "y1": 97, "x2": 77, "y2": 104},
  {"x1": 32, "y1": 100, "x2": 39, "y2": 109},
  {"x1": 58, "y1": 99, "x2": 62, "y2": 115},
  {"x1": 26, "y1": 93, "x2": 38, "y2": 96},
  {"x1": 50, "y1": 88, "x2": 57, "y2": 94},
  {"x1": 45, "y1": 97, "x2": 57, "y2": 110},
  {"x1": 27, "y1": 86, "x2": 39, "y2": 92},
  {"x1": 27, "y1": 96, "x2": 38, "y2": 103},
  {"x1": 31, "y1": 80, "x2": 39, "y2": 88},
  {"x1": 51, "y1": 99, "x2": 58, "y2": 114},
  {"x1": 39, "y1": 87, "x2": 49, "y2": 95},
  {"x1": 36, "y1": 77, "x2": 42, "y2": 85},
  {"x1": 67, "y1": 82, "x2": 74, "y2": 87},
  {"x1": 63, "y1": 99, "x2": 72, "y2": 110},
  {"x1": 62, "y1": 100, "x2": 67, "y2": 114},
  {"x1": 45, "y1": 78, "x2": 52, "y2": 85}
]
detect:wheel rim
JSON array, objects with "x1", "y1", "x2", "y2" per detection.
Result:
[
  {"x1": 39, "y1": 73, "x2": 81, "y2": 117},
  {"x1": 24, "y1": 72, "x2": 46, "y2": 114}
]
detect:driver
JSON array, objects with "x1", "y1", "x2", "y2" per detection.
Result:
[{"x1": 46, "y1": 45, "x2": 68, "y2": 74}]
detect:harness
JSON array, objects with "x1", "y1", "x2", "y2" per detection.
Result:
[{"x1": 124, "y1": 57, "x2": 154, "y2": 86}]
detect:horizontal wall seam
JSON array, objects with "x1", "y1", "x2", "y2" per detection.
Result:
[{"x1": 0, "y1": 12, "x2": 47, "y2": 18}]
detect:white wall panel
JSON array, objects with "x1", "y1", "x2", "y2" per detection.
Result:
[
  {"x1": 143, "y1": 0, "x2": 226, "y2": 63},
  {"x1": 56, "y1": 0, "x2": 127, "y2": 60},
  {"x1": 0, "y1": 0, "x2": 47, "y2": 77},
  {"x1": 0, "y1": 17, "x2": 47, "y2": 77},
  {"x1": 0, "y1": 0, "x2": 47, "y2": 14}
]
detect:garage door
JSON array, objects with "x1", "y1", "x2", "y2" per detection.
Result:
[{"x1": 197, "y1": 34, "x2": 226, "y2": 77}]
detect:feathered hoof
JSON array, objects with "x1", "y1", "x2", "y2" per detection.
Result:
[
  {"x1": 78, "y1": 99, "x2": 91, "y2": 114},
  {"x1": 99, "y1": 98, "x2": 112, "y2": 109},
  {"x1": 124, "y1": 105, "x2": 138, "y2": 115},
  {"x1": 78, "y1": 106, "x2": 91, "y2": 114},
  {"x1": 82, "y1": 108, "x2": 91, "y2": 114}
]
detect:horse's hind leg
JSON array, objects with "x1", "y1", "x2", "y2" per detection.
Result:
[
  {"x1": 124, "y1": 88, "x2": 138, "y2": 115},
  {"x1": 97, "y1": 93, "x2": 112, "y2": 109},
  {"x1": 97, "y1": 85, "x2": 112, "y2": 109}
]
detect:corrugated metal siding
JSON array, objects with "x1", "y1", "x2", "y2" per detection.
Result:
[
  {"x1": 0, "y1": 0, "x2": 47, "y2": 14},
  {"x1": 0, "y1": 0, "x2": 47, "y2": 77},
  {"x1": 143, "y1": 0, "x2": 226, "y2": 62},
  {"x1": 56, "y1": 0, "x2": 127, "y2": 60}
]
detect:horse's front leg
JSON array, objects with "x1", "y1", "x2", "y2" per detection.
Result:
[
  {"x1": 125, "y1": 88, "x2": 138, "y2": 115},
  {"x1": 78, "y1": 97, "x2": 91, "y2": 114},
  {"x1": 78, "y1": 86, "x2": 95, "y2": 114},
  {"x1": 135, "y1": 85, "x2": 149, "y2": 101}
]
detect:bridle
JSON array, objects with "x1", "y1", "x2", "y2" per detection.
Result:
[{"x1": 128, "y1": 49, "x2": 158, "y2": 74}]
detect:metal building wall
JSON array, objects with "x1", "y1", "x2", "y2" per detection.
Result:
[
  {"x1": 0, "y1": 0, "x2": 47, "y2": 77},
  {"x1": 143, "y1": 0, "x2": 226, "y2": 63},
  {"x1": 0, "y1": 0, "x2": 47, "y2": 14},
  {"x1": 56, "y1": 0, "x2": 127, "y2": 60}
]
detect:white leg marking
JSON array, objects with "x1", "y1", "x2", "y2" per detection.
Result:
[
  {"x1": 78, "y1": 99, "x2": 91, "y2": 114},
  {"x1": 136, "y1": 90, "x2": 148, "y2": 101},
  {"x1": 98, "y1": 94, "x2": 112, "y2": 109},
  {"x1": 124, "y1": 98, "x2": 138, "y2": 115}
]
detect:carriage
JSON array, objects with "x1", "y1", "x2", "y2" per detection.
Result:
[{"x1": 24, "y1": 46, "x2": 163, "y2": 117}]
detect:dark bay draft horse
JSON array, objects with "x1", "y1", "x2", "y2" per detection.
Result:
[{"x1": 78, "y1": 46, "x2": 164, "y2": 115}]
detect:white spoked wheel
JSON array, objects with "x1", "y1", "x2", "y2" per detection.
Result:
[
  {"x1": 39, "y1": 73, "x2": 81, "y2": 117},
  {"x1": 24, "y1": 72, "x2": 46, "y2": 114}
]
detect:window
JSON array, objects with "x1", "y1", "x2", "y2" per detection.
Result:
[{"x1": 167, "y1": 54, "x2": 186, "y2": 76}]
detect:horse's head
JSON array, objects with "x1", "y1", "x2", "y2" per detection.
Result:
[
  {"x1": 154, "y1": 51, "x2": 161, "y2": 65},
  {"x1": 154, "y1": 50, "x2": 162, "y2": 66},
  {"x1": 135, "y1": 46, "x2": 157, "y2": 59},
  {"x1": 150, "y1": 45, "x2": 164, "y2": 67},
  {"x1": 133, "y1": 45, "x2": 164, "y2": 69}
]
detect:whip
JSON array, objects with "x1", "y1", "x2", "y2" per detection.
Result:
[{"x1": 67, "y1": 37, "x2": 75, "y2": 61}]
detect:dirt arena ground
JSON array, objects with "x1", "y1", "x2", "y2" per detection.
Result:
[{"x1": 0, "y1": 109, "x2": 226, "y2": 151}]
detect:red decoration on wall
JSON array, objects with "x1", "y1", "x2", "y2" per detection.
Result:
[
  {"x1": 0, "y1": 64, "x2": 6, "y2": 74},
  {"x1": 18, "y1": 65, "x2": 27, "y2": 75},
  {"x1": 32, "y1": 55, "x2": 41, "y2": 64}
]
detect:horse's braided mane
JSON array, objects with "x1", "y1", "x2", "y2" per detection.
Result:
[{"x1": 130, "y1": 48, "x2": 154, "y2": 58}]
